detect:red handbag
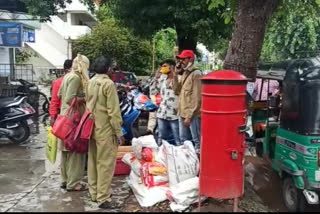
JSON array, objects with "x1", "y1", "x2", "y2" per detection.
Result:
[
  {"x1": 71, "y1": 84, "x2": 100, "y2": 153},
  {"x1": 62, "y1": 101, "x2": 84, "y2": 152},
  {"x1": 74, "y1": 109, "x2": 94, "y2": 141},
  {"x1": 52, "y1": 99, "x2": 78, "y2": 140}
]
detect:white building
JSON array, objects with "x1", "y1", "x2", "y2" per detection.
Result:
[
  {"x1": 0, "y1": 0, "x2": 97, "y2": 81},
  {"x1": 25, "y1": 0, "x2": 97, "y2": 80}
]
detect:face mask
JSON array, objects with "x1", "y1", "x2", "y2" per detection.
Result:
[
  {"x1": 184, "y1": 62, "x2": 193, "y2": 70},
  {"x1": 160, "y1": 67, "x2": 170, "y2": 74}
]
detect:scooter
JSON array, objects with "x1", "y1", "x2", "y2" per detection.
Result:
[
  {"x1": 118, "y1": 87, "x2": 157, "y2": 142},
  {"x1": 0, "y1": 96, "x2": 36, "y2": 143}
]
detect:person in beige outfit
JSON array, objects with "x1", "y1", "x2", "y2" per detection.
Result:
[
  {"x1": 173, "y1": 50, "x2": 202, "y2": 153},
  {"x1": 86, "y1": 56, "x2": 125, "y2": 209},
  {"x1": 58, "y1": 54, "x2": 89, "y2": 191}
]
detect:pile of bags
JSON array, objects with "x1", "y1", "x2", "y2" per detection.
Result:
[{"x1": 122, "y1": 135, "x2": 204, "y2": 211}]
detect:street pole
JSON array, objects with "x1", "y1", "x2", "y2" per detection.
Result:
[
  {"x1": 152, "y1": 38, "x2": 155, "y2": 73},
  {"x1": 9, "y1": 48, "x2": 14, "y2": 81}
]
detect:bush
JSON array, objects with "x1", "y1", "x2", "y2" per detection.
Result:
[{"x1": 72, "y1": 19, "x2": 152, "y2": 75}]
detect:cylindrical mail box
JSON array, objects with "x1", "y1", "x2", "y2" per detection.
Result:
[{"x1": 199, "y1": 70, "x2": 248, "y2": 199}]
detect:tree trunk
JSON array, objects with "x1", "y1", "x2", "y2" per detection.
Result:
[{"x1": 223, "y1": 0, "x2": 281, "y2": 80}]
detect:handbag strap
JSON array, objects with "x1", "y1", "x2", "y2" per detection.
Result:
[
  {"x1": 66, "y1": 98, "x2": 78, "y2": 116},
  {"x1": 88, "y1": 83, "x2": 101, "y2": 113}
]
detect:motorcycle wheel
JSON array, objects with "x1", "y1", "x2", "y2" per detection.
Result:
[
  {"x1": 8, "y1": 121, "x2": 30, "y2": 144},
  {"x1": 42, "y1": 99, "x2": 49, "y2": 113}
]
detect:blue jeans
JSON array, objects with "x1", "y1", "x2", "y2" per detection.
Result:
[
  {"x1": 158, "y1": 118, "x2": 181, "y2": 146},
  {"x1": 179, "y1": 116, "x2": 201, "y2": 152}
]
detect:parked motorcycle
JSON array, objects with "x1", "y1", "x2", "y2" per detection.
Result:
[
  {"x1": 118, "y1": 86, "x2": 157, "y2": 143},
  {"x1": 0, "y1": 96, "x2": 36, "y2": 143},
  {"x1": 16, "y1": 79, "x2": 50, "y2": 115}
]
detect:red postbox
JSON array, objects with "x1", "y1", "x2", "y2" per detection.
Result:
[{"x1": 199, "y1": 70, "x2": 247, "y2": 200}]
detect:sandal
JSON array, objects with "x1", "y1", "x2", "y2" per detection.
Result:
[
  {"x1": 99, "y1": 200, "x2": 119, "y2": 209},
  {"x1": 67, "y1": 183, "x2": 88, "y2": 192}
]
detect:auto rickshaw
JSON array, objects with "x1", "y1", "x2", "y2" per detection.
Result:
[{"x1": 249, "y1": 61, "x2": 320, "y2": 212}]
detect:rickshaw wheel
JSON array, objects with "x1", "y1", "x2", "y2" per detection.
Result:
[
  {"x1": 256, "y1": 141, "x2": 263, "y2": 157},
  {"x1": 282, "y1": 177, "x2": 306, "y2": 212}
]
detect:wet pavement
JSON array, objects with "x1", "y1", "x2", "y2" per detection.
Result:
[
  {"x1": 0, "y1": 113, "x2": 131, "y2": 212},
  {"x1": 0, "y1": 113, "x2": 282, "y2": 213},
  {"x1": 1, "y1": 84, "x2": 319, "y2": 212}
]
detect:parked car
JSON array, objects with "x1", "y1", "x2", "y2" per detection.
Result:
[{"x1": 113, "y1": 71, "x2": 139, "y2": 86}]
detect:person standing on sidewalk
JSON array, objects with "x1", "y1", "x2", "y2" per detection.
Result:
[
  {"x1": 86, "y1": 56, "x2": 125, "y2": 209},
  {"x1": 147, "y1": 63, "x2": 163, "y2": 134},
  {"x1": 49, "y1": 59, "x2": 72, "y2": 126},
  {"x1": 58, "y1": 54, "x2": 90, "y2": 191},
  {"x1": 151, "y1": 59, "x2": 180, "y2": 145},
  {"x1": 173, "y1": 50, "x2": 202, "y2": 153}
]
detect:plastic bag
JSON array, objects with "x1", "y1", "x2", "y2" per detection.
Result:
[
  {"x1": 140, "y1": 162, "x2": 168, "y2": 188},
  {"x1": 132, "y1": 135, "x2": 158, "y2": 160},
  {"x1": 163, "y1": 141, "x2": 199, "y2": 186},
  {"x1": 141, "y1": 147, "x2": 154, "y2": 162},
  {"x1": 46, "y1": 126, "x2": 58, "y2": 164}
]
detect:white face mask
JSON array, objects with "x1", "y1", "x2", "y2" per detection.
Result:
[{"x1": 184, "y1": 62, "x2": 193, "y2": 70}]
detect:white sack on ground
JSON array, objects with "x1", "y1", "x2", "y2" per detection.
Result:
[
  {"x1": 154, "y1": 143, "x2": 167, "y2": 166},
  {"x1": 163, "y1": 141, "x2": 199, "y2": 186},
  {"x1": 122, "y1": 153, "x2": 134, "y2": 166},
  {"x1": 127, "y1": 176, "x2": 169, "y2": 207},
  {"x1": 169, "y1": 202, "x2": 189, "y2": 212},
  {"x1": 121, "y1": 153, "x2": 142, "y2": 176},
  {"x1": 132, "y1": 135, "x2": 158, "y2": 159},
  {"x1": 129, "y1": 170, "x2": 142, "y2": 184},
  {"x1": 131, "y1": 159, "x2": 143, "y2": 176},
  {"x1": 168, "y1": 177, "x2": 207, "y2": 212},
  {"x1": 169, "y1": 177, "x2": 199, "y2": 205}
]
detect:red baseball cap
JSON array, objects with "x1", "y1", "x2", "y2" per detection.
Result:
[{"x1": 176, "y1": 50, "x2": 195, "y2": 60}]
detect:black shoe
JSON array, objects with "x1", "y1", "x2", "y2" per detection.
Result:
[
  {"x1": 98, "y1": 201, "x2": 119, "y2": 209},
  {"x1": 60, "y1": 183, "x2": 67, "y2": 189}
]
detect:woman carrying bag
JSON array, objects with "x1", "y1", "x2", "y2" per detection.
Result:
[{"x1": 58, "y1": 54, "x2": 90, "y2": 191}]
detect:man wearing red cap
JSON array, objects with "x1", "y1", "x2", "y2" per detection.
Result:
[{"x1": 173, "y1": 50, "x2": 202, "y2": 153}]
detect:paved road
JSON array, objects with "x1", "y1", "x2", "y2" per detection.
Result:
[{"x1": 0, "y1": 115, "x2": 130, "y2": 212}]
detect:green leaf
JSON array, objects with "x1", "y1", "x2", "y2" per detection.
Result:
[
  {"x1": 224, "y1": 15, "x2": 231, "y2": 24},
  {"x1": 208, "y1": 0, "x2": 225, "y2": 11}
]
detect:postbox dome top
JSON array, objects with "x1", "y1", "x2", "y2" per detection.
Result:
[{"x1": 202, "y1": 70, "x2": 247, "y2": 81}]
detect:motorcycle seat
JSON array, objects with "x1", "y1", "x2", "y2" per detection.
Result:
[{"x1": 0, "y1": 97, "x2": 25, "y2": 109}]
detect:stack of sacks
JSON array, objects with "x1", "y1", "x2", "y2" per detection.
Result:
[
  {"x1": 122, "y1": 136, "x2": 203, "y2": 210},
  {"x1": 122, "y1": 135, "x2": 170, "y2": 207}
]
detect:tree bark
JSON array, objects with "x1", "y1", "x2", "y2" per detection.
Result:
[{"x1": 223, "y1": 0, "x2": 281, "y2": 80}]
